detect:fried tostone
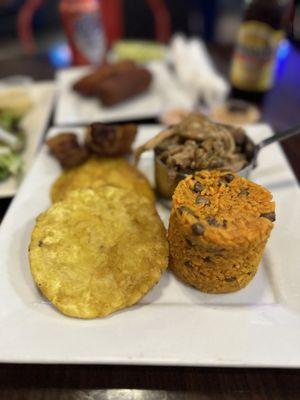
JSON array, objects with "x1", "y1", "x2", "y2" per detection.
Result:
[
  {"x1": 51, "y1": 156, "x2": 155, "y2": 203},
  {"x1": 29, "y1": 186, "x2": 168, "y2": 318}
]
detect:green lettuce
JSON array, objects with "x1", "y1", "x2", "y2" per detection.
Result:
[{"x1": 0, "y1": 149, "x2": 22, "y2": 182}]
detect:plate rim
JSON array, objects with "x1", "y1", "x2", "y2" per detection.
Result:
[{"x1": 0, "y1": 124, "x2": 300, "y2": 367}]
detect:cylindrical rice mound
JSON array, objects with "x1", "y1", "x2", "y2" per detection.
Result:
[{"x1": 168, "y1": 170, "x2": 275, "y2": 293}]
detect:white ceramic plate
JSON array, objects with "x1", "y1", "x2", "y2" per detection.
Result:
[
  {"x1": 0, "y1": 81, "x2": 55, "y2": 198},
  {"x1": 0, "y1": 124, "x2": 299, "y2": 366},
  {"x1": 54, "y1": 64, "x2": 193, "y2": 126}
]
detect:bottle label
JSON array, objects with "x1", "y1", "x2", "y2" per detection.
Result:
[
  {"x1": 73, "y1": 12, "x2": 106, "y2": 65},
  {"x1": 230, "y1": 21, "x2": 283, "y2": 92}
]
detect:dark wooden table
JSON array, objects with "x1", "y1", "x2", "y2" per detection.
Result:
[{"x1": 0, "y1": 45, "x2": 300, "y2": 400}]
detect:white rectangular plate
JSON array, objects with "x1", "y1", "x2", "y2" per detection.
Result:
[
  {"x1": 54, "y1": 64, "x2": 193, "y2": 125},
  {"x1": 0, "y1": 124, "x2": 300, "y2": 367},
  {"x1": 0, "y1": 81, "x2": 55, "y2": 198}
]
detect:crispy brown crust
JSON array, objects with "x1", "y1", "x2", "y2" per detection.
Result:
[
  {"x1": 85, "y1": 123, "x2": 137, "y2": 156},
  {"x1": 73, "y1": 60, "x2": 136, "y2": 96},
  {"x1": 46, "y1": 133, "x2": 89, "y2": 169},
  {"x1": 96, "y1": 68, "x2": 152, "y2": 107}
]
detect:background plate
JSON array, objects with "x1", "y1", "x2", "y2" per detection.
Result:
[
  {"x1": 0, "y1": 124, "x2": 299, "y2": 366},
  {"x1": 54, "y1": 65, "x2": 193, "y2": 125},
  {"x1": 0, "y1": 81, "x2": 55, "y2": 198}
]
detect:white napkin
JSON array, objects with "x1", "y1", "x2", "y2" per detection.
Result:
[
  {"x1": 148, "y1": 61, "x2": 196, "y2": 110},
  {"x1": 169, "y1": 34, "x2": 229, "y2": 108}
]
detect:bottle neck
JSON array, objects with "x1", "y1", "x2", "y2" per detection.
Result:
[{"x1": 244, "y1": 0, "x2": 286, "y2": 30}]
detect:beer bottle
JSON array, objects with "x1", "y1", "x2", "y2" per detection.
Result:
[{"x1": 230, "y1": 0, "x2": 290, "y2": 103}]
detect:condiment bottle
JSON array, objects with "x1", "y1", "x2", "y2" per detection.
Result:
[{"x1": 59, "y1": 0, "x2": 106, "y2": 65}]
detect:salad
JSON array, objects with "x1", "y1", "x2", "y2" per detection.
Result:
[
  {"x1": 0, "y1": 86, "x2": 32, "y2": 183},
  {"x1": 0, "y1": 109, "x2": 25, "y2": 182}
]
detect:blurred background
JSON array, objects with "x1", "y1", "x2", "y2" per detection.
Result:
[{"x1": 0, "y1": 0, "x2": 298, "y2": 67}]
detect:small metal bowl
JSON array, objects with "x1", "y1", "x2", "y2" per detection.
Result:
[
  {"x1": 154, "y1": 135, "x2": 256, "y2": 208},
  {"x1": 152, "y1": 123, "x2": 300, "y2": 208}
]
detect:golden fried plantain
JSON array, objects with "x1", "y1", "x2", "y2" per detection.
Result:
[
  {"x1": 29, "y1": 186, "x2": 168, "y2": 319},
  {"x1": 51, "y1": 156, "x2": 154, "y2": 203}
]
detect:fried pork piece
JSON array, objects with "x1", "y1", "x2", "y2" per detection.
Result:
[
  {"x1": 73, "y1": 60, "x2": 136, "y2": 96},
  {"x1": 135, "y1": 112, "x2": 252, "y2": 173},
  {"x1": 97, "y1": 67, "x2": 152, "y2": 106},
  {"x1": 46, "y1": 133, "x2": 89, "y2": 169},
  {"x1": 86, "y1": 123, "x2": 137, "y2": 156},
  {"x1": 29, "y1": 186, "x2": 168, "y2": 319}
]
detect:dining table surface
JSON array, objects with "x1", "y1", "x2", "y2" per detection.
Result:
[{"x1": 0, "y1": 43, "x2": 300, "y2": 400}]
